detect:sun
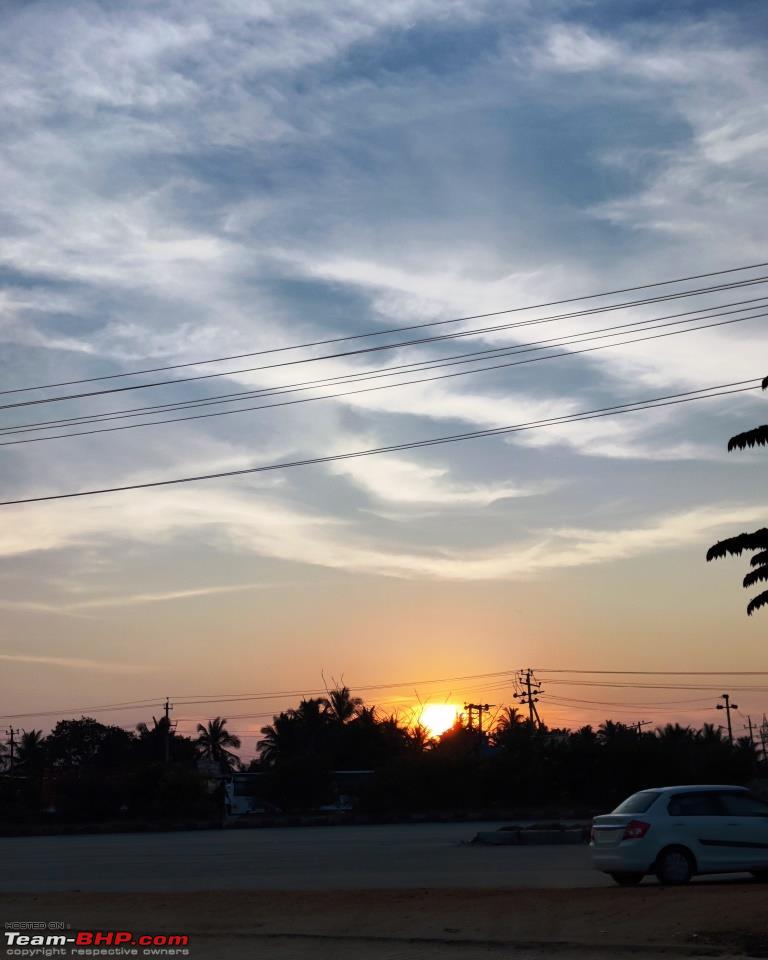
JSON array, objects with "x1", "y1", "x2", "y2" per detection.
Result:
[{"x1": 419, "y1": 703, "x2": 459, "y2": 738}]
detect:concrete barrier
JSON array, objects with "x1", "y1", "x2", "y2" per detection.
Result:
[{"x1": 472, "y1": 826, "x2": 588, "y2": 845}]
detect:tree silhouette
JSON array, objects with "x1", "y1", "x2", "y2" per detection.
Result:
[
  {"x1": 707, "y1": 375, "x2": 768, "y2": 614},
  {"x1": 17, "y1": 730, "x2": 45, "y2": 770},
  {"x1": 195, "y1": 717, "x2": 241, "y2": 771},
  {"x1": 258, "y1": 697, "x2": 332, "y2": 765},
  {"x1": 46, "y1": 717, "x2": 134, "y2": 769},
  {"x1": 325, "y1": 686, "x2": 363, "y2": 725}
]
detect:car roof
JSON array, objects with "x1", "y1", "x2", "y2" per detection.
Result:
[{"x1": 645, "y1": 785, "x2": 748, "y2": 794}]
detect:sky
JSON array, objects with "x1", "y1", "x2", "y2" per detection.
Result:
[{"x1": 1, "y1": 0, "x2": 768, "y2": 756}]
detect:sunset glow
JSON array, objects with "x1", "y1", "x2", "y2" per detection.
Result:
[{"x1": 419, "y1": 704, "x2": 459, "y2": 738}]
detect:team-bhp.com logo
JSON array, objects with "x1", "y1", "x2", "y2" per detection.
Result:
[{"x1": 5, "y1": 930, "x2": 190, "y2": 956}]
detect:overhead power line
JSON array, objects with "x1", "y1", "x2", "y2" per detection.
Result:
[
  {"x1": 0, "y1": 315, "x2": 763, "y2": 447},
  {"x1": 537, "y1": 669, "x2": 768, "y2": 676},
  {"x1": 4, "y1": 296, "x2": 765, "y2": 440},
  {"x1": 3, "y1": 663, "x2": 768, "y2": 721},
  {"x1": 2, "y1": 272, "x2": 768, "y2": 411},
  {"x1": 0, "y1": 378, "x2": 761, "y2": 506},
  {"x1": 5, "y1": 259, "x2": 768, "y2": 397}
]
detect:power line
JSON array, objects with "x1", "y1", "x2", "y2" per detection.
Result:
[
  {"x1": 0, "y1": 379, "x2": 761, "y2": 506},
  {"x1": 3, "y1": 273, "x2": 768, "y2": 411},
  {"x1": 4, "y1": 296, "x2": 764, "y2": 438},
  {"x1": 6, "y1": 259, "x2": 768, "y2": 396},
  {"x1": 537, "y1": 669, "x2": 768, "y2": 676},
  {"x1": 542, "y1": 679, "x2": 768, "y2": 692},
  {"x1": 0, "y1": 316, "x2": 762, "y2": 448},
  {"x1": 2, "y1": 667, "x2": 765, "y2": 723}
]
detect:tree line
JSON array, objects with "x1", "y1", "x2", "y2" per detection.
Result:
[
  {"x1": 253, "y1": 688, "x2": 764, "y2": 813},
  {"x1": 0, "y1": 715, "x2": 241, "y2": 822},
  {"x1": 1, "y1": 686, "x2": 763, "y2": 823}
]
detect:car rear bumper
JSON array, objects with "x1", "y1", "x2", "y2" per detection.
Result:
[{"x1": 591, "y1": 845, "x2": 655, "y2": 873}]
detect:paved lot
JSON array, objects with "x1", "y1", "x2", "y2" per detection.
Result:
[{"x1": 0, "y1": 822, "x2": 611, "y2": 892}]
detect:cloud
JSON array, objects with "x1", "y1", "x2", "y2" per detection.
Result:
[
  {"x1": 330, "y1": 453, "x2": 541, "y2": 506},
  {"x1": 1, "y1": 0, "x2": 767, "y2": 664},
  {"x1": 1, "y1": 470, "x2": 762, "y2": 582},
  {"x1": 0, "y1": 653, "x2": 148, "y2": 673},
  {"x1": 62, "y1": 582, "x2": 283, "y2": 611}
]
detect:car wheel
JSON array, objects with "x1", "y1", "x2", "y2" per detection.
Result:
[
  {"x1": 751, "y1": 870, "x2": 768, "y2": 881},
  {"x1": 656, "y1": 847, "x2": 694, "y2": 885},
  {"x1": 609, "y1": 872, "x2": 644, "y2": 886}
]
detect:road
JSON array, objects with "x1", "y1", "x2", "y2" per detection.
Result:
[
  {"x1": 2, "y1": 826, "x2": 764, "y2": 959},
  {"x1": 0, "y1": 822, "x2": 610, "y2": 892}
]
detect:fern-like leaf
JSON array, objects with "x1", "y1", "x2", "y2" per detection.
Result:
[
  {"x1": 750, "y1": 550, "x2": 768, "y2": 567},
  {"x1": 728, "y1": 426, "x2": 768, "y2": 451},
  {"x1": 706, "y1": 528, "x2": 768, "y2": 561},
  {"x1": 743, "y1": 565, "x2": 768, "y2": 588},
  {"x1": 747, "y1": 589, "x2": 768, "y2": 616}
]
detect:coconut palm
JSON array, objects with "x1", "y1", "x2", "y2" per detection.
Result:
[
  {"x1": 495, "y1": 706, "x2": 525, "y2": 732},
  {"x1": 325, "y1": 686, "x2": 363, "y2": 725},
  {"x1": 17, "y1": 729, "x2": 45, "y2": 769},
  {"x1": 258, "y1": 697, "x2": 330, "y2": 764},
  {"x1": 196, "y1": 717, "x2": 241, "y2": 771},
  {"x1": 707, "y1": 375, "x2": 768, "y2": 614}
]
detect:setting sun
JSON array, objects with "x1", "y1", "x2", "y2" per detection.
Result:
[{"x1": 419, "y1": 703, "x2": 460, "y2": 738}]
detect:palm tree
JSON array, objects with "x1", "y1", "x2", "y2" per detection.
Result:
[
  {"x1": 656, "y1": 722, "x2": 695, "y2": 743},
  {"x1": 597, "y1": 720, "x2": 630, "y2": 743},
  {"x1": 325, "y1": 686, "x2": 363, "y2": 725},
  {"x1": 258, "y1": 698, "x2": 330, "y2": 764},
  {"x1": 16, "y1": 729, "x2": 45, "y2": 769},
  {"x1": 196, "y1": 717, "x2": 241, "y2": 771},
  {"x1": 707, "y1": 375, "x2": 768, "y2": 614},
  {"x1": 494, "y1": 706, "x2": 525, "y2": 732}
]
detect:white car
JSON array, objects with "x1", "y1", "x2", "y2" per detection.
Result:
[{"x1": 590, "y1": 784, "x2": 768, "y2": 885}]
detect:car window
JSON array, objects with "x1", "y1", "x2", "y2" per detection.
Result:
[
  {"x1": 612, "y1": 791, "x2": 661, "y2": 814},
  {"x1": 717, "y1": 792, "x2": 768, "y2": 816},
  {"x1": 667, "y1": 792, "x2": 722, "y2": 816}
]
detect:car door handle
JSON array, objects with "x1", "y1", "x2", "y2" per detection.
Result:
[{"x1": 726, "y1": 822, "x2": 740, "y2": 826}]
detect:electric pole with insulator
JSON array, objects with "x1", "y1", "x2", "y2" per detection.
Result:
[
  {"x1": 163, "y1": 697, "x2": 173, "y2": 765},
  {"x1": 5, "y1": 727, "x2": 19, "y2": 773},
  {"x1": 513, "y1": 669, "x2": 543, "y2": 730},
  {"x1": 464, "y1": 703, "x2": 491, "y2": 734},
  {"x1": 716, "y1": 693, "x2": 738, "y2": 742},
  {"x1": 744, "y1": 714, "x2": 755, "y2": 746}
]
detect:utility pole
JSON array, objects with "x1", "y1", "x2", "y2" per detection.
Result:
[
  {"x1": 760, "y1": 715, "x2": 768, "y2": 763},
  {"x1": 464, "y1": 703, "x2": 491, "y2": 734},
  {"x1": 513, "y1": 669, "x2": 543, "y2": 730},
  {"x1": 744, "y1": 715, "x2": 755, "y2": 746},
  {"x1": 5, "y1": 727, "x2": 19, "y2": 773},
  {"x1": 163, "y1": 698, "x2": 173, "y2": 765},
  {"x1": 633, "y1": 720, "x2": 651, "y2": 735},
  {"x1": 716, "y1": 693, "x2": 738, "y2": 743}
]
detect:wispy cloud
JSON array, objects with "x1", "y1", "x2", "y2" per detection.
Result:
[{"x1": 0, "y1": 653, "x2": 148, "y2": 673}]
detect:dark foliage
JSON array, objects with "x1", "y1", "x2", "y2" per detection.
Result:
[{"x1": 707, "y1": 377, "x2": 768, "y2": 614}]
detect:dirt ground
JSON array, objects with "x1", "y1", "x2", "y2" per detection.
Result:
[{"x1": 2, "y1": 885, "x2": 768, "y2": 959}]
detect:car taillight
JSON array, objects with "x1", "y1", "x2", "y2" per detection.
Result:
[
  {"x1": 623, "y1": 819, "x2": 651, "y2": 840},
  {"x1": 590, "y1": 825, "x2": 597, "y2": 842}
]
